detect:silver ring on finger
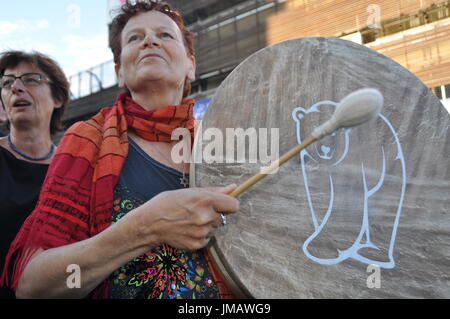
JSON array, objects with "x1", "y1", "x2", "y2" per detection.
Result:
[{"x1": 220, "y1": 213, "x2": 227, "y2": 227}]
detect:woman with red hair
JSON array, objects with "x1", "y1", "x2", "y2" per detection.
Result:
[{"x1": 2, "y1": 0, "x2": 239, "y2": 299}]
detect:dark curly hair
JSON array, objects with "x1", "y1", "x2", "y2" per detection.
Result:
[
  {"x1": 109, "y1": 0, "x2": 195, "y2": 98},
  {"x1": 0, "y1": 50, "x2": 70, "y2": 136}
]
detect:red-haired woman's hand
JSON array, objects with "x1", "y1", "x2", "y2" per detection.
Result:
[{"x1": 127, "y1": 184, "x2": 239, "y2": 251}]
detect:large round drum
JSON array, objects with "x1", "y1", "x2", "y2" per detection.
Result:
[{"x1": 191, "y1": 37, "x2": 450, "y2": 298}]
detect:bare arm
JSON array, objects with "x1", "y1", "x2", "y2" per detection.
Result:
[
  {"x1": 16, "y1": 186, "x2": 239, "y2": 299},
  {"x1": 16, "y1": 206, "x2": 152, "y2": 299}
]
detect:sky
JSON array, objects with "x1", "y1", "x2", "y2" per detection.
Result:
[{"x1": 0, "y1": 0, "x2": 116, "y2": 79}]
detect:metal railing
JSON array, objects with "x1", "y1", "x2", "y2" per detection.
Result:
[{"x1": 69, "y1": 59, "x2": 118, "y2": 100}]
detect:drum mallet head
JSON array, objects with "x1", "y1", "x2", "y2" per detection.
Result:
[
  {"x1": 230, "y1": 88, "x2": 383, "y2": 198},
  {"x1": 311, "y1": 88, "x2": 384, "y2": 140}
]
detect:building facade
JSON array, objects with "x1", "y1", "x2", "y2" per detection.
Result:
[
  {"x1": 60, "y1": 0, "x2": 450, "y2": 131},
  {"x1": 263, "y1": 0, "x2": 450, "y2": 107},
  {"x1": 182, "y1": 0, "x2": 450, "y2": 111}
]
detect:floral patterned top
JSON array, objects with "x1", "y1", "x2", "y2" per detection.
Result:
[{"x1": 107, "y1": 138, "x2": 219, "y2": 299}]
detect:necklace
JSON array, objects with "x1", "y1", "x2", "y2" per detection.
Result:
[
  {"x1": 7, "y1": 134, "x2": 55, "y2": 161},
  {"x1": 151, "y1": 142, "x2": 189, "y2": 188}
]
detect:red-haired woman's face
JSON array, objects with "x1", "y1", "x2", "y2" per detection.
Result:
[{"x1": 116, "y1": 10, "x2": 195, "y2": 96}]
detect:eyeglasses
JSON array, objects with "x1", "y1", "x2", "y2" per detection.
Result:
[{"x1": 0, "y1": 73, "x2": 51, "y2": 89}]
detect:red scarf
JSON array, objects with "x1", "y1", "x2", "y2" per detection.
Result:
[{"x1": 1, "y1": 92, "x2": 233, "y2": 298}]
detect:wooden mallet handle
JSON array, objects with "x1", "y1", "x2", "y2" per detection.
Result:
[{"x1": 229, "y1": 88, "x2": 384, "y2": 198}]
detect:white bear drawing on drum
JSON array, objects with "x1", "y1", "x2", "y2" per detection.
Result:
[{"x1": 292, "y1": 100, "x2": 406, "y2": 269}]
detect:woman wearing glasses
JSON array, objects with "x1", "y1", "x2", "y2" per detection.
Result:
[
  {"x1": 0, "y1": 51, "x2": 70, "y2": 298},
  {"x1": 2, "y1": 1, "x2": 239, "y2": 299}
]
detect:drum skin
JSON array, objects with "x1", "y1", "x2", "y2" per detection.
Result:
[{"x1": 191, "y1": 37, "x2": 450, "y2": 298}]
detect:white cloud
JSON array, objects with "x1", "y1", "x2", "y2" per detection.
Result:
[
  {"x1": 0, "y1": 21, "x2": 21, "y2": 36},
  {"x1": 0, "y1": 29, "x2": 114, "y2": 78},
  {"x1": 62, "y1": 32, "x2": 113, "y2": 76},
  {"x1": 0, "y1": 19, "x2": 115, "y2": 96},
  {"x1": 0, "y1": 19, "x2": 50, "y2": 37},
  {"x1": 0, "y1": 36, "x2": 59, "y2": 60},
  {"x1": 0, "y1": 19, "x2": 53, "y2": 57},
  {"x1": 31, "y1": 19, "x2": 50, "y2": 30}
]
